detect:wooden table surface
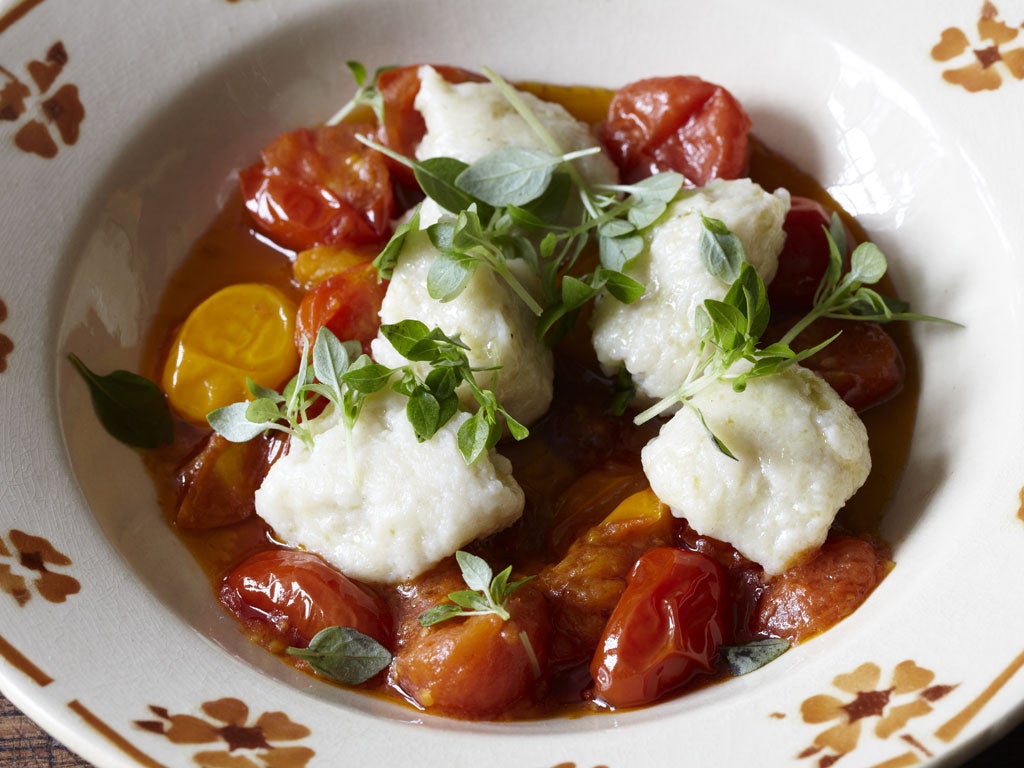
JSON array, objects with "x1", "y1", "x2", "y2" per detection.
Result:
[{"x1": 1, "y1": 691, "x2": 1021, "y2": 767}]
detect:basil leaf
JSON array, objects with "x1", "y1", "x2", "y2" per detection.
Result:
[
  {"x1": 340, "y1": 360, "x2": 393, "y2": 394},
  {"x1": 380, "y1": 320, "x2": 431, "y2": 358},
  {"x1": 720, "y1": 638, "x2": 790, "y2": 676},
  {"x1": 208, "y1": 401, "x2": 274, "y2": 442},
  {"x1": 457, "y1": 411, "x2": 493, "y2": 464},
  {"x1": 286, "y1": 626, "x2": 391, "y2": 685},
  {"x1": 419, "y1": 603, "x2": 465, "y2": 627},
  {"x1": 699, "y1": 214, "x2": 746, "y2": 283},
  {"x1": 849, "y1": 242, "x2": 887, "y2": 285},
  {"x1": 406, "y1": 388, "x2": 442, "y2": 440},
  {"x1": 455, "y1": 146, "x2": 559, "y2": 207},
  {"x1": 68, "y1": 354, "x2": 173, "y2": 449},
  {"x1": 415, "y1": 157, "x2": 482, "y2": 216},
  {"x1": 456, "y1": 550, "x2": 494, "y2": 593},
  {"x1": 374, "y1": 210, "x2": 420, "y2": 280},
  {"x1": 427, "y1": 249, "x2": 478, "y2": 302},
  {"x1": 312, "y1": 328, "x2": 352, "y2": 400},
  {"x1": 599, "y1": 231, "x2": 644, "y2": 272},
  {"x1": 599, "y1": 269, "x2": 645, "y2": 304}
]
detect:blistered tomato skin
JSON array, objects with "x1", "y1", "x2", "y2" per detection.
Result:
[
  {"x1": 239, "y1": 122, "x2": 394, "y2": 252},
  {"x1": 600, "y1": 75, "x2": 751, "y2": 186},
  {"x1": 294, "y1": 261, "x2": 388, "y2": 355},
  {"x1": 220, "y1": 550, "x2": 392, "y2": 649},
  {"x1": 591, "y1": 547, "x2": 729, "y2": 709}
]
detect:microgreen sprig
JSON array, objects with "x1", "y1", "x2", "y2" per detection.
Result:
[
  {"x1": 352, "y1": 65, "x2": 684, "y2": 343},
  {"x1": 326, "y1": 61, "x2": 394, "y2": 126},
  {"x1": 634, "y1": 214, "x2": 958, "y2": 456},
  {"x1": 419, "y1": 550, "x2": 534, "y2": 626},
  {"x1": 207, "y1": 324, "x2": 527, "y2": 464}
]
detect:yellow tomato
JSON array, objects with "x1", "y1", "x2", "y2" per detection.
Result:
[
  {"x1": 601, "y1": 488, "x2": 670, "y2": 526},
  {"x1": 292, "y1": 243, "x2": 378, "y2": 288},
  {"x1": 162, "y1": 283, "x2": 299, "y2": 424}
]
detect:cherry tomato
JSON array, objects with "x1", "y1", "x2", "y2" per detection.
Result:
[
  {"x1": 600, "y1": 76, "x2": 751, "y2": 186},
  {"x1": 390, "y1": 559, "x2": 551, "y2": 718},
  {"x1": 220, "y1": 550, "x2": 391, "y2": 649},
  {"x1": 782, "y1": 317, "x2": 904, "y2": 412},
  {"x1": 176, "y1": 432, "x2": 285, "y2": 530},
  {"x1": 590, "y1": 547, "x2": 729, "y2": 709},
  {"x1": 768, "y1": 196, "x2": 836, "y2": 313},
  {"x1": 239, "y1": 121, "x2": 394, "y2": 252},
  {"x1": 294, "y1": 261, "x2": 388, "y2": 355},
  {"x1": 753, "y1": 534, "x2": 890, "y2": 643},
  {"x1": 376, "y1": 64, "x2": 486, "y2": 186}
]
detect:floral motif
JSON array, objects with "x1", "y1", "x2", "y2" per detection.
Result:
[
  {"x1": 0, "y1": 40, "x2": 85, "y2": 157},
  {"x1": 135, "y1": 698, "x2": 315, "y2": 768},
  {"x1": 0, "y1": 298, "x2": 11, "y2": 373},
  {"x1": 796, "y1": 661, "x2": 956, "y2": 766},
  {"x1": 931, "y1": 2, "x2": 1024, "y2": 91},
  {"x1": 0, "y1": 529, "x2": 80, "y2": 606}
]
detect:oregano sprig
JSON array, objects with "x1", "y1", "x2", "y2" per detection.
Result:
[
  {"x1": 286, "y1": 626, "x2": 392, "y2": 685},
  {"x1": 419, "y1": 550, "x2": 535, "y2": 626},
  {"x1": 350, "y1": 66, "x2": 684, "y2": 343},
  {"x1": 207, "y1": 324, "x2": 527, "y2": 464},
  {"x1": 634, "y1": 214, "x2": 958, "y2": 456},
  {"x1": 325, "y1": 61, "x2": 394, "y2": 126}
]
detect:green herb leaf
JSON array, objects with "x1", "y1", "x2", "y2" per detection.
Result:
[
  {"x1": 418, "y1": 550, "x2": 534, "y2": 627},
  {"x1": 698, "y1": 214, "x2": 746, "y2": 283},
  {"x1": 415, "y1": 157, "x2": 481, "y2": 216},
  {"x1": 374, "y1": 210, "x2": 421, "y2": 280},
  {"x1": 455, "y1": 146, "x2": 562, "y2": 207},
  {"x1": 720, "y1": 638, "x2": 790, "y2": 676},
  {"x1": 207, "y1": 401, "x2": 275, "y2": 442},
  {"x1": 67, "y1": 354, "x2": 173, "y2": 449},
  {"x1": 286, "y1": 626, "x2": 392, "y2": 685}
]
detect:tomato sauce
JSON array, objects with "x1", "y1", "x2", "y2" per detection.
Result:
[{"x1": 140, "y1": 78, "x2": 918, "y2": 719}]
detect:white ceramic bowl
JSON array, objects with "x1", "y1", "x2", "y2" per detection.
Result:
[{"x1": 2, "y1": 0, "x2": 1023, "y2": 765}]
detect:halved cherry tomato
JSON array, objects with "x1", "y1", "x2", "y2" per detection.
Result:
[
  {"x1": 753, "y1": 534, "x2": 890, "y2": 643},
  {"x1": 294, "y1": 261, "x2": 387, "y2": 355},
  {"x1": 376, "y1": 64, "x2": 486, "y2": 186},
  {"x1": 591, "y1": 547, "x2": 729, "y2": 709},
  {"x1": 239, "y1": 121, "x2": 394, "y2": 252},
  {"x1": 220, "y1": 550, "x2": 392, "y2": 649},
  {"x1": 599, "y1": 75, "x2": 751, "y2": 186},
  {"x1": 768, "y1": 196, "x2": 836, "y2": 313},
  {"x1": 780, "y1": 317, "x2": 904, "y2": 412},
  {"x1": 390, "y1": 558, "x2": 551, "y2": 719}
]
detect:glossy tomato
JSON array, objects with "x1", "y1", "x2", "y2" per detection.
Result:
[
  {"x1": 220, "y1": 550, "x2": 391, "y2": 649},
  {"x1": 600, "y1": 75, "x2": 751, "y2": 186},
  {"x1": 390, "y1": 559, "x2": 551, "y2": 718},
  {"x1": 780, "y1": 317, "x2": 904, "y2": 412},
  {"x1": 376, "y1": 64, "x2": 486, "y2": 185},
  {"x1": 239, "y1": 121, "x2": 394, "y2": 252},
  {"x1": 768, "y1": 196, "x2": 843, "y2": 313},
  {"x1": 294, "y1": 261, "x2": 388, "y2": 355},
  {"x1": 590, "y1": 547, "x2": 729, "y2": 709}
]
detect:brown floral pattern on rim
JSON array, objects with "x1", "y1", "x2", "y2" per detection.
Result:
[
  {"x1": 0, "y1": 298, "x2": 11, "y2": 373},
  {"x1": 795, "y1": 661, "x2": 957, "y2": 766},
  {"x1": 0, "y1": 529, "x2": 81, "y2": 606},
  {"x1": 931, "y1": 2, "x2": 1024, "y2": 91},
  {"x1": 135, "y1": 697, "x2": 315, "y2": 767},
  {"x1": 0, "y1": 40, "x2": 84, "y2": 158}
]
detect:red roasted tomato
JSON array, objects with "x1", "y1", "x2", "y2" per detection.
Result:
[
  {"x1": 600, "y1": 75, "x2": 751, "y2": 186},
  {"x1": 590, "y1": 547, "x2": 729, "y2": 709},
  {"x1": 239, "y1": 121, "x2": 394, "y2": 252},
  {"x1": 768, "y1": 196, "x2": 837, "y2": 313},
  {"x1": 220, "y1": 550, "x2": 391, "y2": 649},
  {"x1": 294, "y1": 261, "x2": 388, "y2": 355}
]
